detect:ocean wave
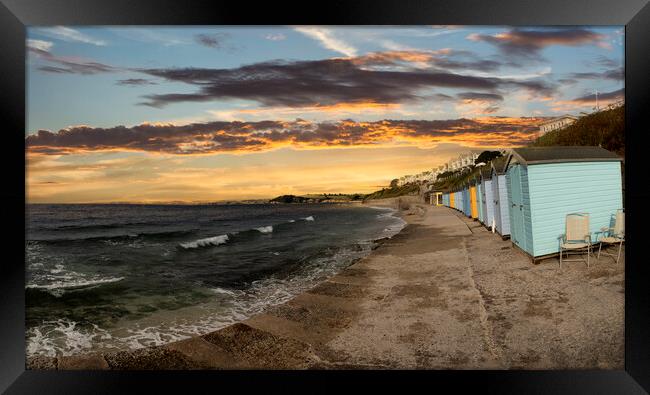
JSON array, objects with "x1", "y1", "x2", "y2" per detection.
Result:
[
  {"x1": 255, "y1": 226, "x2": 273, "y2": 234},
  {"x1": 302, "y1": 216, "x2": 315, "y2": 221},
  {"x1": 26, "y1": 319, "x2": 118, "y2": 358},
  {"x1": 26, "y1": 240, "x2": 378, "y2": 357},
  {"x1": 54, "y1": 221, "x2": 151, "y2": 231},
  {"x1": 31, "y1": 229, "x2": 195, "y2": 244},
  {"x1": 27, "y1": 275, "x2": 125, "y2": 297},
  {"x1": 179, "y1": 234, "x2": 229, "y2": 249},
  {"x1": 382, "y1": 217, "x2": 407, "y2": 238},
  {"x1": 177, "y1": 220, "x2": 296, "y2": 249}
]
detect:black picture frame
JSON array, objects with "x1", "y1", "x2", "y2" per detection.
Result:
[{"x1": 1, "y1": 0, "x2": 649, "y2": 393}]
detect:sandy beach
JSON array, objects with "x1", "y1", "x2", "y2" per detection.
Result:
[{"x1": 28, "y1": 197, "x2": 624, "y2": 370}]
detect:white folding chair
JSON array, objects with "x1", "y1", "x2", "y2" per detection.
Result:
[{"x1": 559, "y1": 213, "x2": 592, "y2": 269}]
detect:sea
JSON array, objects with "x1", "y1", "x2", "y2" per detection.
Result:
[{"x1": 25, "y1": 203, "x2": 406, "y2": 357}]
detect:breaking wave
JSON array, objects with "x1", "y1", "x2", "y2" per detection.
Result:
[
  {"x1": 27, "y1": 265, "x2": 125, "y2": 297},
  {"x1": 255, "y1": 226, "x2": 273, "y2": 234},
  {"x1": 179, "y1": 234, "x2": 229, "y2": 249}
]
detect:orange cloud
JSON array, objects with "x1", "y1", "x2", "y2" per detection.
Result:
[{"x1": 26, "y1": 117, "x2": 547, "y2": 157}]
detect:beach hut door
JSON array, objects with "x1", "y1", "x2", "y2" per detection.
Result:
[{"x1": 510, "y1": 166, "x2": 525, "y2": 250}]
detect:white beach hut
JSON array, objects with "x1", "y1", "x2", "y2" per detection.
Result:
[{"x1": 491, "y1": 156, "x2": 510, "y2": 238}]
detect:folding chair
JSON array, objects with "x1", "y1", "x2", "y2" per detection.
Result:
[
  {"x1": 559, "y1": 213, "x2": 592, "y2": 269},
  {"x1": 598, "y1": 209, "x2": 624, "y2": 264}
]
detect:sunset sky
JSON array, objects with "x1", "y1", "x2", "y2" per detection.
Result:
[{"x1": 26, "y1": 26, "x2": 624, "y2": 203}]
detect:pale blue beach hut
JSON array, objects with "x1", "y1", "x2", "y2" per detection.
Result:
[
  {"x1": 463, "y1": 185, "x2": 472, "y2": 217},
  {"x1": 458, "y1": 187, "x2": 464, "y2": 214},
  {"x1": 480, "y1": 167, "x2": 494, "y2": 229},
  {"x1": 491, "y1": 157, "x2": 510, "y2": 238},
  {"x1": 505, "y1": 147, "x2": 623, "y2": 262}
]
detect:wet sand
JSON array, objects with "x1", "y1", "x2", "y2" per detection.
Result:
[{"x1": 29, "y1": 198, "x2": 624, "y2": 370}]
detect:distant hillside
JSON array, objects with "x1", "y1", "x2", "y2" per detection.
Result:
[
  {"x1": 529, "y1": 105, "x2": 624, "y2": 156},
  {"x1": 270, "y1": 195, "x2": 317, "y2": 203},
  {"x1": 269, "y1": 193, "x2": 365, "y2": 203},
  {"x1": 363, "y1": 184, "x2": 420, "y2": 201}
]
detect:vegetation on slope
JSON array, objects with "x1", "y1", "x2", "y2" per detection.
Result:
[
  {"x1": 270, "y1": 193, "x2": 365, "y2": 203},
  {"x1": 529, "y1": 105, "x2": 624, "y2": 156},
  {"x1": 363, "y1": 184, "x2": 420, "y2": 201}
]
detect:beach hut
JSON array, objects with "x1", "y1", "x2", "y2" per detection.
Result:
[
  {"x1": 430, "y1": 191, "x2": 443, "y2": 206},
  {"x1": 469, "y1": 181, "x2": 479, "y2": 219},
  {"x1": 459, "y1": 188, "x2": 466, "y2": 214},
  {"x1": 473, "y1": 173, "x2": 484, "y2": 223},
  {"x1": 450, "y1": 191, "x2": 456, "y2": 209},
  {"x1": 463, "y1": 186, "x2": 472, "y2": 218},
  {"x1": 480, "y1": 167, "x2": 495, "y2": 230},
  {"x1": 491, "y1": 156, "x2": 511, "y2": 237},
  {"x1": 505, "y1": 147, "x2": 623, "y2": 262}
]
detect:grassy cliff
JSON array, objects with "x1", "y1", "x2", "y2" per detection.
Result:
[
  {"x1": 270, "y1": 193, "x2": 365, "y2": 203},
  {"x1": 529, "y1": 105, "x2": 624, "y2": 156},
  {"x1": 363, "y1": 184, "x2": 420, "y2": 201}
]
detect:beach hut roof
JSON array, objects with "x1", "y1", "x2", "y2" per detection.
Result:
[
  {"x1": 491, "y1": 156, "x2": 508, "y2": 175},
  {"x1": 480, "y1": 166, "x2": 492, "y2": 179},
  {"x1": 506, "y1": 146, "x2": 621, "y2": 169}
]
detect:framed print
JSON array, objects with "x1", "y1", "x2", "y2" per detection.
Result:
[{"x1": 1, "y1": 0, "x2": 649, "y2": 393}]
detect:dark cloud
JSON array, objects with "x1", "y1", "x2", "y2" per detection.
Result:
[
  {"x1": 137, "y1": 57, "x2": 555, "y2": 108},
  {"x1": 194, "y1": 33, "x2": 230, "y2": 49},
  {"x1": 434, "y1": 58, "x2": 504, "y2": 72},
  {"x1": 468, "y1": 28, "x2": 607, "y2": 59},
  {"x1": 352, "y1": 49, "x2": 516, "y2": 72},
  {"x1": 567, "y1": 67, "x2": 624, "y2": 81},
  {"x1": 571, "y1": 88, "x2": 624, "y2": 103},
  {"x1": 26, "y1": 117, "x2": 544, "y2": 155},
  {"x1": 116, "y1": 78, "x2": 158, "y2": 86},
  {"x1": 37, "y1": 66, "x2": 75, "y2": 74},
  {"x1": 557, "y1": 78, "x2": 578, "y2": 85},
  {"x1": 28, "y1": 44, "x2": 117, "y2": 75},
  {"x1": 483, "y1": 106, "x2": 500, "y2": 114},
  {"x1": 593, "y1": 56, "x2": 619, "y2": 69},
  {"x1": 456, "y1": 92, "x2": 504, "y2": 102}
]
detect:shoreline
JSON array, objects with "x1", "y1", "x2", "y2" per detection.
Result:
[{"x1": 28, "y1": 197, "x2": 624, "y2": 370}]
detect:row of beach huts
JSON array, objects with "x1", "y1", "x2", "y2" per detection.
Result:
[{"x1": 433, "y1": 146, "x2": 624, "y2": 264}]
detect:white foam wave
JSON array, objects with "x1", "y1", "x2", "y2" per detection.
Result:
[
  {"x1": 288, "y1": 219, "x2": 296, "y2": 223},
  {"x1": 302, "y1": 216, "x2": 315, "y2": 221},
  {"x1": 375, "y1": 208, "x2": 406, "y2": 237},
  {"x1": 179, "y1": 234, "x2": 229, "y2": 249},
  {"x1": 27, "y1": 275, "x2": 125, "y2": 295},
  {"x1": 122, "y1": 326, "x2": 191, "y2": 350},
  {"x1": 26, "y1": 319, "x2": 115, "y2": 357},
  {"x1": 255, "y1": 226, "x2": 273, "y2": 234},
  {"x1": 211, "y1": 287, "x2": 237, "y2": 296}
]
